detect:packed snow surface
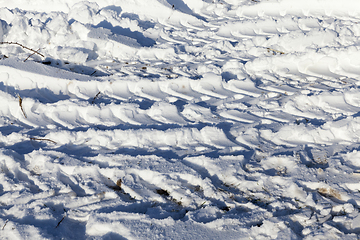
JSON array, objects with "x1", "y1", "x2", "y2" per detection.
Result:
[{"x1": 2, "y1": 0, "x2": 360, "y2": 239}]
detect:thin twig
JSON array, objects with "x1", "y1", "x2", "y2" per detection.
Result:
[
  {"x1": 0, "y1": 42, "x2": 45, "y2": 58},
  {"x1": 55, "y1": 215, "x2": 66, "y2": 228},
  {"x1": 24, "y1": 48, "x2": 40, "y2": 62},
  {"x1": 17, "y1": 94, "x2": 27, "y2": 118},
  {"x1": 91, "y1": 91, "x2": 101, "y2": 104},
  {"x1": 30, "y1": 137, "x2": 57, "y2": 144},
  {"x1": 2, "y1": 219, "x2": 8, "y2": 230}
]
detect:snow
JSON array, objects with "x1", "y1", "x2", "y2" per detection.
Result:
[{"x1": 1, "y1": 0, "x2": 360, "y2": 239}]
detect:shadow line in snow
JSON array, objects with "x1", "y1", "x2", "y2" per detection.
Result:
[
  {"x1": 0, "y1": 210, "x2": 87, "y2": 240},
  {"x1": 40, "y1": 57, "x2": 109, "y2": 77},
  {"x1": 0, "y1": 58, "x2": 108, "y2": 80},
  {"x1": 121, "y1": 13, "x2": 156, "y2": 30},
  {"x1": 166, "y1": 0, "x2": 207, "y2": 22},
  {"x1": 70, "y1": 122, "x2": 217, "y2": 134},
  {"x1": 0, "y1": 82, "x2": 70, "y2": 104},
  {"x1": 101, "y1": 5, "x2": 156, "y2": 30},
  {"x1": 95, "y1": 20, "x2": 156, "y2": 47}
]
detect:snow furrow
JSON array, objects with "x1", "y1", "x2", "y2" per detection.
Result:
[{"x1": 2, "y1": 0, "x2": 360, "y2": 239}]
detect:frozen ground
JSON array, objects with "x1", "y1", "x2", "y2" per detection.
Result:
[{"x1": 2, "y1": 0, "x2": 360, "y2": 239}]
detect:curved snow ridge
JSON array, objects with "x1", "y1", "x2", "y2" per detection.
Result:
[
  {"x1": 288, "y1": 91, "x2": 360, "y2": 116},
  {"x1": 0, "y1": 62, "x2": 258, "y2": 103},
  {"x1": 237, "y1": 0, "x2": 360, "y2": 19},
  {"x1": 217, "y1": 17, "x2": 322, "y2": 38},
  {"x1": 44, "y1": 126, "x2": 241, "y2": 153},
  {"x1": 0, "y1": 96, "x2": 185, "y2": 128},
  {"x1": 0, "y1": 0, "x2": 206, "y2": 61},
  {"x1": 17, "y1": 149, "x2": 256, "y2": 238},
  {"x1": 0, "y1": 90, "x2": 267, "y2": 129},
  {"x1": 245, "y1": 49, "x2": 360, "y2": 82},
  {"x1": 265, "y1": 89, "x2": 360, "y2": 124},
  {"x1": 0, "y1": 0, "x2": 207, "y2": 22},
  {"x1": 260, "y1": 116, "x2": 360, "y2": 147}
]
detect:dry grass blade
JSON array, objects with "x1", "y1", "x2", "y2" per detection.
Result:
[
  {"x1": 267, "y1": 47, "x2": 285, "y2": 55},
  {"x1": 17, "y1": 94, "x2": 27, "y2": 118},
  {"x1": 109, "y1": 179, "x2": 122, "y2": 191},
  {"x1": 318, "y1": 187, "x2": 342, "y2": 200}
]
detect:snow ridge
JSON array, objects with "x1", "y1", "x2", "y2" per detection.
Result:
[{"x1": 1, "y1": 0, "x2": 360, "y2": 239}]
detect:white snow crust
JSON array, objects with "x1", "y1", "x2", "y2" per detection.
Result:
[{"x1": 1, "y1": 0, "x2": 360, "y2": 239}]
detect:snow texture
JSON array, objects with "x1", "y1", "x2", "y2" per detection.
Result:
[{"x1": 1, "y1": 0, "x2": 360, "y2": 239}]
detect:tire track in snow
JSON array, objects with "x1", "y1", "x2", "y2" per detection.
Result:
[{"x1": 3, "y1": 1, "x2": 360, "y2": 239}]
